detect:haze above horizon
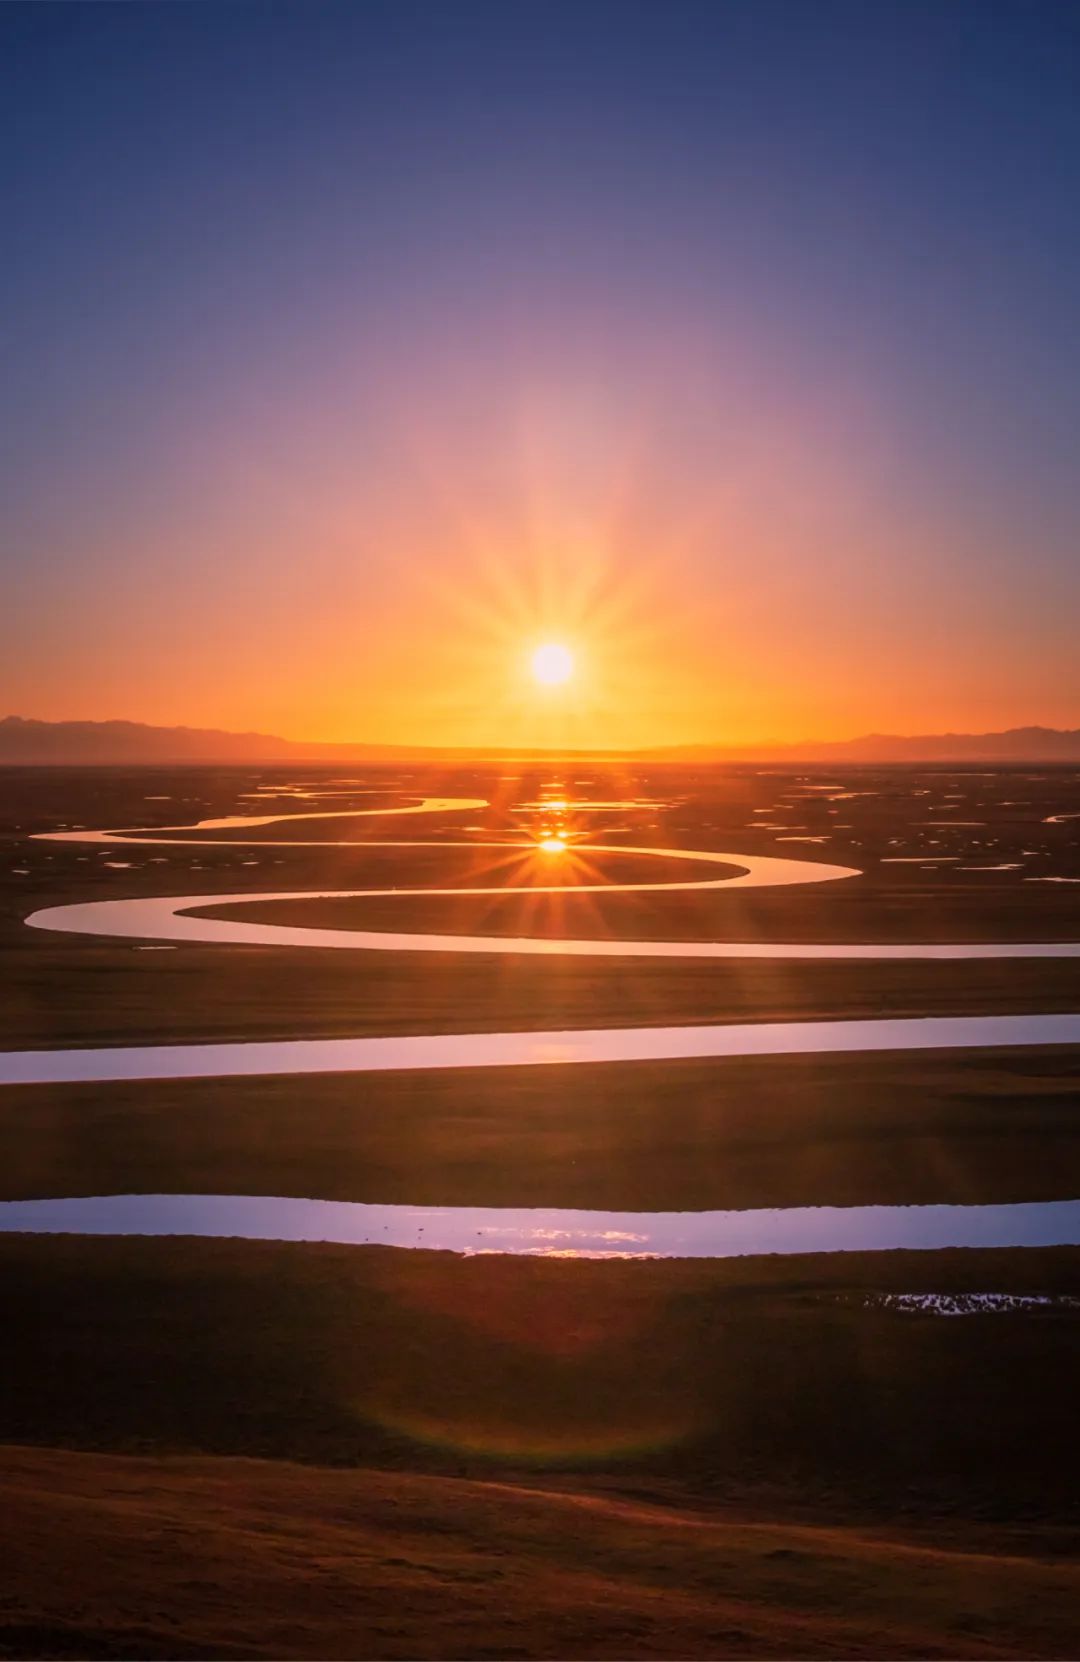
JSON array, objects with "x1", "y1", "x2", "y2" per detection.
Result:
[{"x1": 3, "y1": 1, "x2": 1079, "y2": 748}]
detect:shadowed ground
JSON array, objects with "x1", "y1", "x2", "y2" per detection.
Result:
[
  {"x1": 4, "y1": 1443, "x2": 1079, "y2": 1661},
  {"x1": 2, "y1": 1237, "x2": 1079, "y2": 1519}
]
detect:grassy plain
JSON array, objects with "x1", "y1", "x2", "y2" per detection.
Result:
[
  {"x1": 1, "y1": 763, "x2": 1079, "y2": 1655},
  {"x1": 2, "y1": 1048, "x2": 1079, "y2": 1211}
]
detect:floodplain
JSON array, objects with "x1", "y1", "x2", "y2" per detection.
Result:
[{"x1": 2, "y1": 761, "x2": 1079, "y2": 1657}]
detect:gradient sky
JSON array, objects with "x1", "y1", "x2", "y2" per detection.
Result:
[{"x1": 3, "y1": 0, "x2": 1079, "y2": 749}]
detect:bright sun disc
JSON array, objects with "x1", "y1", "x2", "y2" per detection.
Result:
[
  {"x1": 538, "y1": 836, "x2": 568, "y2": 853},
  {"x1": 530, "y1": 642, "x2": 574, "y2": 686}
]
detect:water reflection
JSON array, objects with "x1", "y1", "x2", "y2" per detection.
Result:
[
  {"x1": 34, "y1": 796, "x2": 489, "y2": 846},
  {"x1": 3, "y1": 1012, "x2": 1079, "y2": 1085},
  {"x1": 861, "y1": 1292, "x2": 1080, "y2": 1315},
  {"x1": 1, "y1": 1193, "x2": 1078, "y2": 1256}
]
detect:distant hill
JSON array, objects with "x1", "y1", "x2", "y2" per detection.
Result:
[
  {"x1": 0, "y1": 716, "x2": 412, "y2": 765},
  {"x1": 1, "y1": 714, "x2": 1079, "y2": 765},
  {"x1": 0, "y1": 716, "x2": 593, "y2": 765},
  {"x1": 651, "y1": 726, "x2": 1080, "y2": 763}
]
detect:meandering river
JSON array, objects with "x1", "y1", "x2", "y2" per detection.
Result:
[{"x1": 3, "y1": 791, "x2": 1078, "y2": 1258}]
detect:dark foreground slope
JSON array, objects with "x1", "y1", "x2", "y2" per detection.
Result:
[
  {"x1": 2, "y1": 1238, "x2": 1080, "y2": 1658},
  {"x1": 4, "y1": 1444, "x2": 1079, "y2": 1661},
  {"x1": 3, "y1": 1237, "x2": 1080, "y2": 1516}
]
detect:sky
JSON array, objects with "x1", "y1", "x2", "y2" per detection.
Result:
[{"x1": 2, "y1": 0, "x2": 1079, "y2": 750}]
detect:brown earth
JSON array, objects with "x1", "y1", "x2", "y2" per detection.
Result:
[{"x1": 4, "y1": 1444, "x2": 1079, "y2": 1660}]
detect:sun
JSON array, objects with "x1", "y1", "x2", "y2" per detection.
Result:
[{"x1": 530, "y1": 641, "x2": 574, "y2": 686}]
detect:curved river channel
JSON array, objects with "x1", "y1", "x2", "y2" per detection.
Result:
[{"x1": 3, "y1": 791, "x2": 1079, "y2": 1258}]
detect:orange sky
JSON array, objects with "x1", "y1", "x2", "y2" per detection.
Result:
[
  {"x1": 8, "y1": 365, "x2": 1076, "y2": 751},
  {"x1": 5, "y1": 7, "x2": 1079, "y2": 749}
]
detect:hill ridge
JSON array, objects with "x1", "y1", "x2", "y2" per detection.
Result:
[{"x1": 2, "y1": 713, "x2": 1079, "y2": 764}]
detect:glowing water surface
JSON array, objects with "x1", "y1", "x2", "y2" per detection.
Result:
[
  {"x1": 3, "y1": 1013, "x2": 1080, "y2": 1087},
  {"x1": 10, "y1": 795, "x2": 1080, "y2": 1088},
  {"x1": 24, "y1": 856, "x2": 1080, "y2": 958},
  {"x1": 8, "y1": 791, "x2": 1080, "y2": 1262}
]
